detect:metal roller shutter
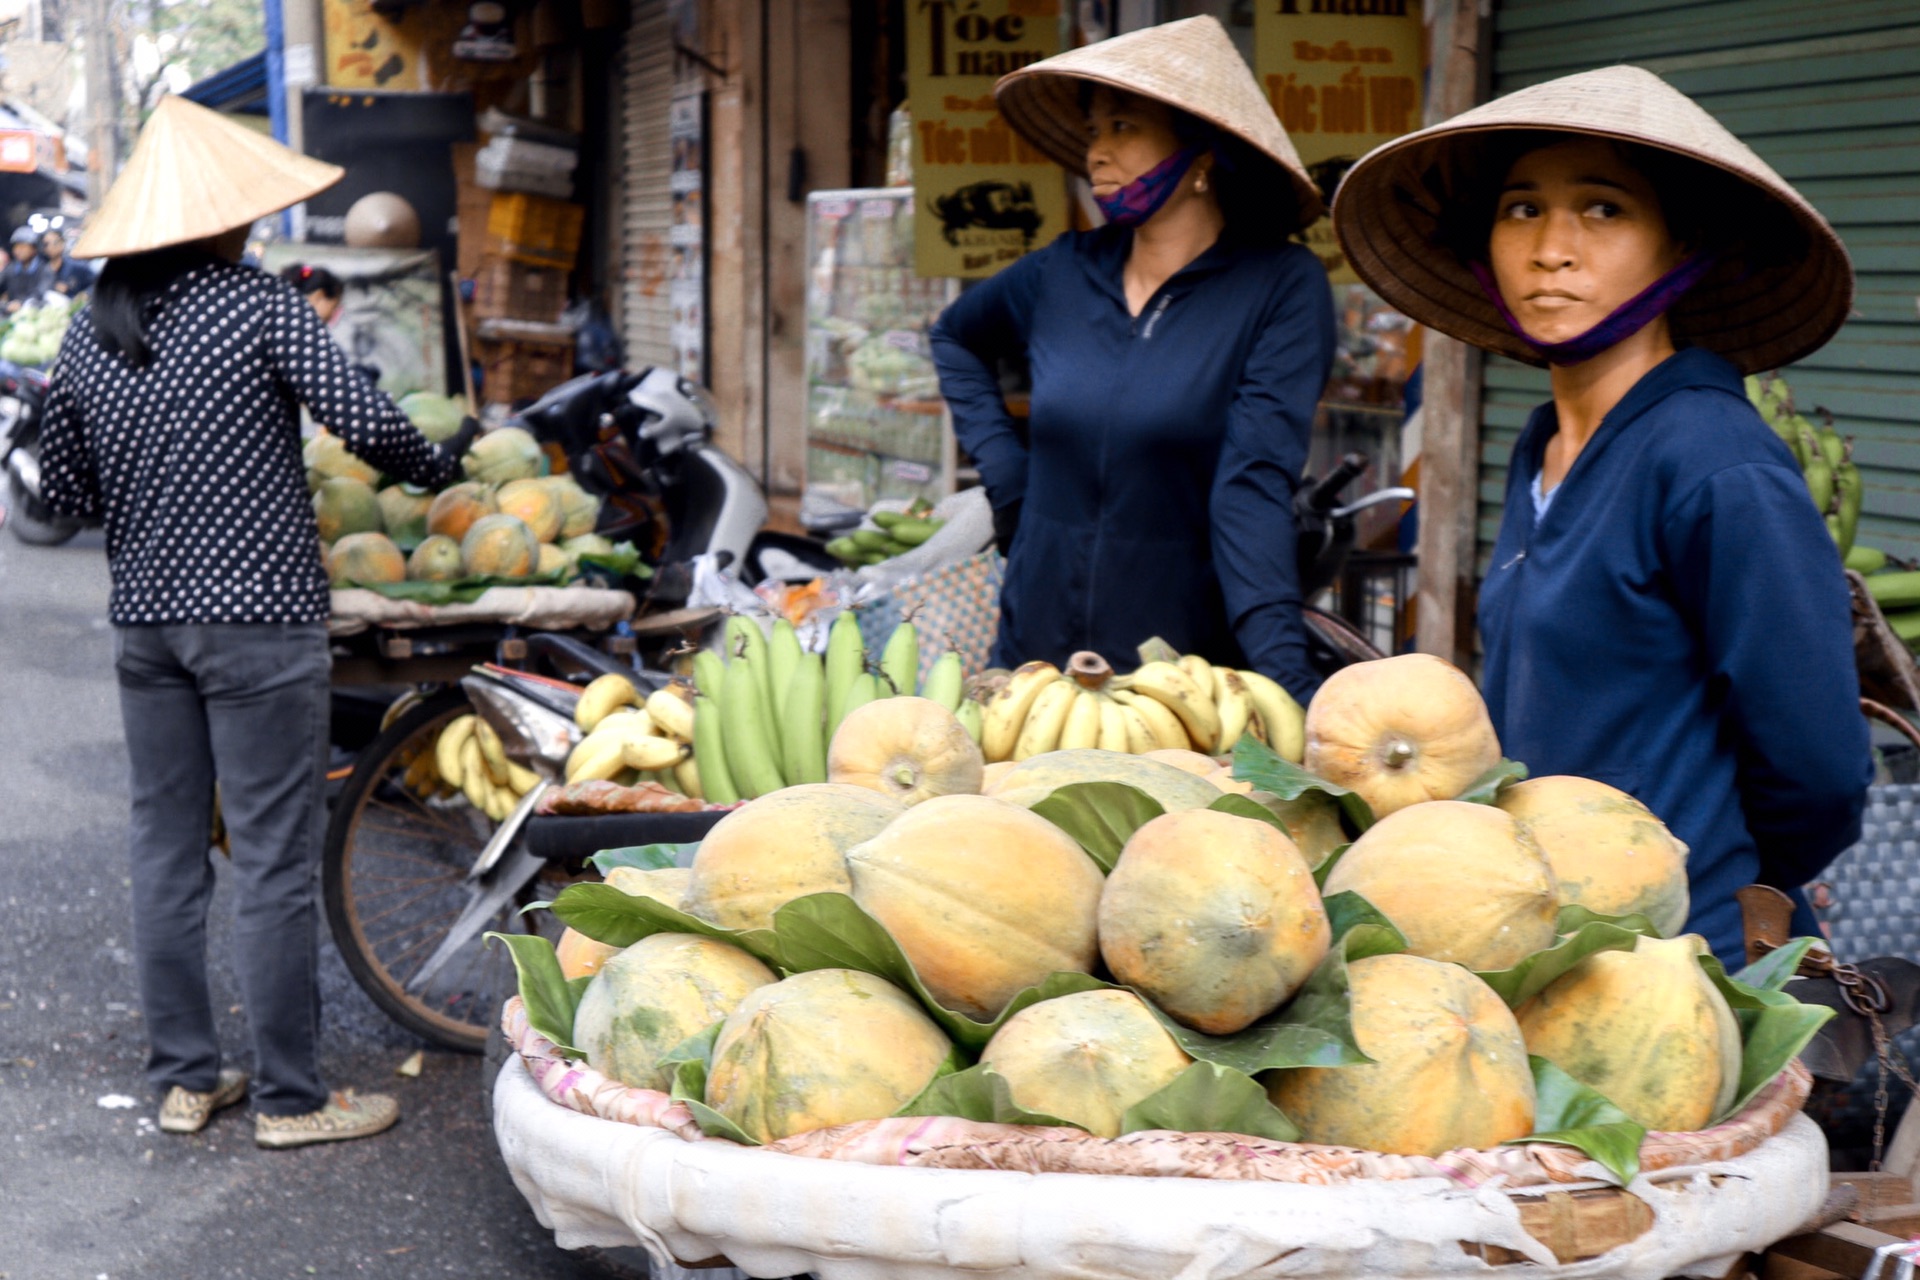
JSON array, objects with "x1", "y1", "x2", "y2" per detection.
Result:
[
  {"x1": 1477, "y1": 4, "x2": 1920, "y2": 570},
  {"x1": 621, "y1": 0, "x2": 674, "y2": 368}
]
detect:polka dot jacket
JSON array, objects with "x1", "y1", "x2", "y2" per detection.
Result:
[{"x1": 37, "y1": 260, "x2": 461, "y2": 625}]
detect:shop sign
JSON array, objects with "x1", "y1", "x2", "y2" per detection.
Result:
[
  {"x1": 907, "y1": 0, "x2": 1069, "y2": 279},
  {"x1": 0, "y1": 131, "x2": 41, "y2": 174},
  {"x1": 668, "y1": 90, "x2": 706, "y2": 383},
  {"x1": 1254, "y1": 0, "x2": 1423, "y2": 282}
]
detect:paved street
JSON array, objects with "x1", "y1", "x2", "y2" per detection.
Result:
[{"x1": 0, "y1": 529, "x2": 623, "y2": 1279}]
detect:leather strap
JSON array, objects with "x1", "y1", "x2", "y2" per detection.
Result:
[{"x1": 1738, "y1": 883, "x2": 1797, "y2": 967}]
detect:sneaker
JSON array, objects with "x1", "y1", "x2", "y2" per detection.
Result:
[
  {"x1": 158, "y1": 1068, "x2": 250, "y2": 1134},
  {"x1": 254, "y1": 1090, "x2": 399, "y2": 1149}
]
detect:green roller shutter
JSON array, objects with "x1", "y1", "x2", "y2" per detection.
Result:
[{"x1": 1477, "y1": 4, "x2": 1920, "y2": 572}]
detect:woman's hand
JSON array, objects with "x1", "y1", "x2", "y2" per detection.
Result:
[
  {"x1": 444, "y1": 416, "x2": 481, "y2": 461},
  {"x1": 992, "y1": 499, "x2": 1023, "y2": 557}
]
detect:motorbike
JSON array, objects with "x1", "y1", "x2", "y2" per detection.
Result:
[
  {"x1": 507, "y1": 367, "x2": 774, "y2": 605},
  {"x1": 1295, "y1": 452, "x2": 1417, "y2": 672},
  {"x1": 0, "y1": 359, "x2": 84, "y2": 546}
]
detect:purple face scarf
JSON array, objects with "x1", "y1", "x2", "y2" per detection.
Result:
[
  {"x1": 1469, "y1": 253, "x2": 1719, "y2": 365},
  {"x1": 1095, "y1": 146, "x2": 1205, "y2": 228}
]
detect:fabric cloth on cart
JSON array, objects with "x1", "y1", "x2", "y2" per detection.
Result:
[
  {"x1": 495, "y1": 999, "x2": 1829, "y2": 1280},
  {"x1": 854, "y1": 550, "x2": 1004, "y2": 688},
  {"x1": 501, "y1": 996, "x2": 1810, "y2": 1188},
  {"x1": 325, "y1": 586, "x2": 636, "y2": 636}
]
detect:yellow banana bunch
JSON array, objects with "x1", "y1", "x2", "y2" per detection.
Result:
[
  {"x1": 969, "y1": 640, "x2": 1312, "y2": 765},
  {"x1": 645, "y1": 683, "x2": 697, "y2": 743},
  {"x1": 1237, "y1": 669, "x2": 1306, "y2": 763},
  {"x1": 981, "y1": 661, "x2": 1062, "y2": 762},
  {"x1": 1058, "y1": 687, "x2": 1105, "y2": 752},
  {"x1": 1012, "y1": 678, "x2": 1079, "y2": 760},
  {"x1": 435, "y1": 711, "x2": 545, "y2": 822},
  {"x1": 566, "y1": 707, "x2": 690, "y2": 784},
  {"x1": 1111, "y1": 661, "x2": 1219, "y2": 751},
  {"x1": 575, "y1": 673, "x2": 641, "y2": 732},
  {"x1": 1212, "y1": 669, "x2": 1254, "y2": 754}
]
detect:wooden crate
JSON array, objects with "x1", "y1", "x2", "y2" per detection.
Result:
[
  {"x1": 486, "y1": 192, "x2": 585, "y2": 270},
  {"x1": 478, "y1": 336, "x2": 574, "y2": 406},
  {"x1": 473, "y1": 255, "x2": 568, "y2": 323},
  {"x1": 452, "y1": 142, "x2": 494, "y2": 283}
]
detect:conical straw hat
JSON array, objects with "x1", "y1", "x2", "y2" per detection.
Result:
[
  {"x1": 996, "y1": 16, "x2": 1323, "y2": 231},
  {"x1": 73, "y1": 96, "x2": 344, "y2": 260},
  {"x1": 1331, "y1": 65, "x2": 1851, "y2": 373}
]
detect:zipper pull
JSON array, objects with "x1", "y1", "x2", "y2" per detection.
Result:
[
  {"x1": 1138, "y1": 295, "x2": 1172, "y2": 340},
  {"x1": 1500, "y1": 549, "x2": 1527, "y2": 570}
]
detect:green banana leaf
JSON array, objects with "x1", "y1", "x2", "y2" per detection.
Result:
[
  {"x1": 1452, "y1": 759, "x2": 1531, "y2": 805},
  {"x1": 1311, "y1": 843, "x2": 1351, "y2": 889},
  {"x1": 1028, "y1": 782, "x2": 1166, "y2": 872},
  {"x1": 1733, "y1": 937, "x2": 1818, "y2": 992},
  {"x1": 484, "y1": 930, "x2": 591, "y2": 1057},
  {"x1": 658, "y1": 1020, "x2": 722, "y2": 1073},
  {"x1": 677, "y1": 1039, "x2": 971, "y2": 1145},
  {"x1": 588, "y1": 842, "x2": 696, "y2": 875},
  {"x1": 1139, "y1": 892, "x2": 1403, "y2": 1074},
  {"x1": 1205, "y1": 792, "x2": 1298, "y2": 838},
  {"x1": 1701, "y1": 951, "x2": 1835, "y2": 1122},
  {"x1": 1474, "y1": 908, "x2": 1659, "y2": 1008},
  {"x1": 668, "y1": 1055, "x2": 760, "y2": 1145},
  {"x1": 771, "y1": 891, "x2": 1110, "y2": 1053},
  {"x1": 574, "y1": 540, "x2": 650, "y2": 581},
  {"x1": 546, "y1": 881, "x2": 784, "y2": 970},
  {"x1": 1506, "y1": 1056, "x2": 1647, "y2": 1185},
  {"x1": 1229, "y1": 736, "x2": 1374, "y2": 832},
  {"x1": 1121, "y1": 1060, "x2": 1301, "y2": 1141},
  {"x1": 898, "y1": 1061, "x2": 1079, "y2": 1129},
  {"x1": 1022, "y1": 783, "x2": 1299, "y2": 875},
  {"x1": 344, "y1": 570, "x2": 565, "y2": 604}
]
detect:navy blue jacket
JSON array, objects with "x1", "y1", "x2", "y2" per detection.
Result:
[
  {"x1": 1479, "y1": 347, "x2": 1870, "y2": 966},
  {"x1": 930, "y1": 227, "x2": 1335, "y2": 700}
]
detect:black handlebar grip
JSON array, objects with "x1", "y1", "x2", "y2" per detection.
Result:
[{"x1": 1305, "y1": 453, "x2": 1369, "y2": 513}]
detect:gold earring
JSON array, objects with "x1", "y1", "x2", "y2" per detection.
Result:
[{"x1": 1196, "y1": 174, "x2": 1208, "y2": 193}]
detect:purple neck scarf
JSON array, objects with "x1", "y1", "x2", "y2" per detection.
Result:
[
  {"x1": 1468, "y1": 253, "x2": 1718, "y2": 366},
  {"x1": 1096, "y1": 147, "x2": 1204, "y2": 227}
]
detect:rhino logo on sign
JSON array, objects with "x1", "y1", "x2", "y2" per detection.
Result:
[{"x1": 934, "y1": 181, "x2": 1043, "y2": 249}]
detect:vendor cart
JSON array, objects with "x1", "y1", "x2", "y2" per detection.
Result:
[{"x1": 323, "y1": 584, "x2": 730, "y2": 1052}]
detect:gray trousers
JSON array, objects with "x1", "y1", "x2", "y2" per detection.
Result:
[{"x1": 114, "y1": 622, "x2": 331, "y2": 1116}]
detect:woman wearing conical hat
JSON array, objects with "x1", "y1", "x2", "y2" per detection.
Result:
[
  {"x1": 1334, "y1": 66, "x2": 1869, "y2": 964},
  {"x1": 930, "y1": 16, "x2": 1333, "y2": 703},
  {"x1": 36, "y1": 97, "x2": 478, "y2": 1146}
]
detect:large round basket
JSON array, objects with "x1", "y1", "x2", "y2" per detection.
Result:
[{"x1": 492, "y1": 998, "x2": 1829, "y2": 1280}]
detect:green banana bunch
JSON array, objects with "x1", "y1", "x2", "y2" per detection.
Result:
[
  {"x1": 879, "y1": 620, "x2": 919, "y2": 697},
  {"x1": 769, "y1": 618, "x2": 803, "y2": 695},
  {"x1": 919, "y1": 650, "x2": 964, "y2": 711},
  {"x1": 825, "y1": 509, "x2": 949, "y2": 565},
  {"x1": 1804, "y1": 448, "x2": 1835, "y2": 517},
  {"x1": 782, "y1": 652, "x2": 828, "y2": 785},
  {"x1": 719, "y1": 656, "x2": 785, "y2": 799},
  {"x1": 693, "y1": 693, "x2": 739, "y2": 805},
  {"x1": 1834, "y1": 458, "x2": 1862, "y2": 559},
  {"x1": 826, "y1": 610, "x2": 865, "y2": 732}
]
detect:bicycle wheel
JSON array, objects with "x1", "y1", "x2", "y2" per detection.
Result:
[{"x1": 323, "y1": 687, "x2": 563, "y2": 1052}]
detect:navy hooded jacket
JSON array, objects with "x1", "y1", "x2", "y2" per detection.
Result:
[
  {"x1": 929, "y1": 227, "x2": 1335, "y2": 701},
  {"x1": 1479, "y1": 347, "x2": 1871, "y2": 967}
]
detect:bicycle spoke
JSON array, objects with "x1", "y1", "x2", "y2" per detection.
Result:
[
  {"x1": 347, "y1": 844, "x2": 468, "y2": 875},
  {"x1": 354, "y1": 881, "x2": 471, "y2": 933}
]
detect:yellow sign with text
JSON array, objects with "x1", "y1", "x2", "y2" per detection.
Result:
[
  {"x1": 908, "y1": 0, "x2": 1069, "y2": 279},
  {"x1": 1254, "y1": 0, "x2": 1424, "y2": 282}
]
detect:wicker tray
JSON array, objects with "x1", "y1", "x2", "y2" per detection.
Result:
[{"x1": 495, "y1": 997, "x2": 1829, "y2": 1279}]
